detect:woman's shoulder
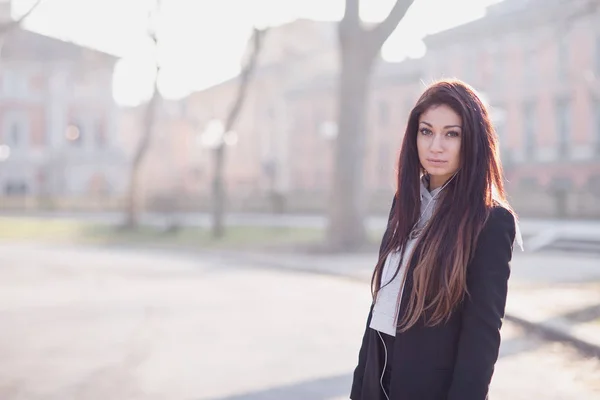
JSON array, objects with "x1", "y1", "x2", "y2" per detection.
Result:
[
  {"x1": 488, "y1": 205, "x2": 515, "y2": 224},
  {"x1": 481, "y1": 205, "x2": 517, "y2": 243}
]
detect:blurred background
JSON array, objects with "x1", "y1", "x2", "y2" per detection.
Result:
[{"x1": 0, "y1": 0, "x2": 599, "y2": 399}]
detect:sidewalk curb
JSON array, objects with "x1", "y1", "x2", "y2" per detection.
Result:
[
  {"x1": 504, "y1": 314, "x2": 600, "y2": 359},
  {"x1": 211, "y1": 250, "x2": 600, "y2": 360}
]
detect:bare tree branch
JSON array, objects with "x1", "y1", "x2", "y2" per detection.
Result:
[
  {"x1": 368, "y1": 0, "x2": 414, "y2": 49},
  {"x1": 330, "y1": 0, "x2": 413, "y2": 249},
  {"x1": 125, "y1": 0, "x2": 162, "y2": 229},
  {"x1": 341, "y1": 0, "x2": 360, "y2": 28},
  {"x1": 211, "y1": 26, "x2": 268, "y2": 238},
  {"x1": 223, "y1": 28, "x2": 267, "y2": 132},
  {"x1": 130, "y1": 50, "x2": 160, "y2": 170},
  {"x1": 339, "y1": 0, "x2": 364, "y2": 46},
  {"x1": 0, "y1": 0, "x2": 44, "y2": 35}
]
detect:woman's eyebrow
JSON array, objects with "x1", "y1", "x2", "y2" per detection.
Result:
[{"x1": 419, "y1": 121, "x2": 462, "y2": 129}]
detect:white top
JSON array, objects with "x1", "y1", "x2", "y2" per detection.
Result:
[{"x1": 369, "y1": 177, "x2": 442, "y2": 337}]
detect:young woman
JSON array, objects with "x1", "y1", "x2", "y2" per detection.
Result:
[{"x1": 350, "y1": 79, "x2": 522, "y2": 400}]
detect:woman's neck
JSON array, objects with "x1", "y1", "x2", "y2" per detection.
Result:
[{"x1": 428, "y1": 175, "x2": 448, "y2": 191}]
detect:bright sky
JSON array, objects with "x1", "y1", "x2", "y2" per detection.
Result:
[{"x1": 15, "y1": 0, "x2": 503, "y2": 106}]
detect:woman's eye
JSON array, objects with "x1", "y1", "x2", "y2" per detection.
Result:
[
  {"x1": 446, "y1": 131, "x2": 460, "y2": 138},
  {"x1": 420, "y1": 128, "x2": 432, "y2": 135}
]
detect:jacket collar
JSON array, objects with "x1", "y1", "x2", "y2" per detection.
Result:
[{"x1": 420, "y1": 174, "x2": 443, "y2": 202}]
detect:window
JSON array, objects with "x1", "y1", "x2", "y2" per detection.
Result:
[
  {"x1": 495, "y1": 119, "x2": 505, "y2": 140},
  {"x1": 594, "y1": 99, "x2": 600, "y2": 154},
  {"x1": 94, "y1": 119, "x2": 106, "y2": 147},
  {"x1": 2, "y1": 69, "x2": 28, "y2": 98},
  {"x1": 589, "y1": 175, "x2": 600, "y2": 196},
  {"x1": 378, "y1": 142, "x2": 391, "y2": 170},
  {"x1": 488, "y1": 41, "x2": 505, "y2": 87},
  {"x1": 3, "y1": 113, "x2": 28, "y2": 149},
  {"x1": 595, "y1": 32, "x2": 600, "y2": 75},
  {"x1": 266, "y1": 106, "x2": 276, "y2": 120},
  {"x1": 520, "y1": 176, "x2": 539, "y2": 190},
  {"x1": 493, "y1": 53, "x2": 505, "y2": 86},
  {"x1": 555, "y1": 98, "x2": 570, "y2": 158},
  {"x1": 10, "y1": 123, "x2": 21, "y2": 146},
  {"x1": 493, "y1": 108, "x2": 510, "y2": 163},
  {"x1": 463, "y1": 49, "x2": 477, "y2": 82},
  {"x1": 557, "y1": 35, "x2": 568, "y2": 79},
  {"x1": 378, "y1": 100, "x2": 389, "y2": 127},
  {"x1": 523, "y1": 102, "x2": 536, "y2": 158},
  {"x1": 490, "y1": 103, "x2": 506, "y2": 144},
  {"x1": 4, "y1": 181, "x2": 28, "y2": 196},
  {"x1": 523, "y1": 49, "x2": 536, "y2": 84}
]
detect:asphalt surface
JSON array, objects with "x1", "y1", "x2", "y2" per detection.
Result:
[{"x1": 0, "y1": 242, "x2": 598, "y2": 400}]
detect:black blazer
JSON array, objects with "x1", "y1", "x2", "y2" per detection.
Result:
[{"x1": 350, "y1": 198, "x2": 517, "y2": 400}]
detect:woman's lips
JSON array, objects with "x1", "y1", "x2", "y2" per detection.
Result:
[{"x1": 427, "y1": 158, "x2": 447, "y2": 165}]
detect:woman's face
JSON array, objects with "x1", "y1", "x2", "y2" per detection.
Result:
[{"x1": 417, "y1": 104, "x2": 462, "y2": 190}]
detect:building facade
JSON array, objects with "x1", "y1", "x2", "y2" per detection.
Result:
[
  {"x1": 422, "y1": 0, "x2": 600, "y2": 217},
  {"x1": 0, "y1": 5, "x2": 126, "y2": 205},
  {"x1": 177, "y1": 19, "x2": 341, "y2": 211},
  {"x1": 160, "y1": 0, "x2": 600, "y2": 217}
]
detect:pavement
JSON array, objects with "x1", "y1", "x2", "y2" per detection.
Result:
[
  {"x1": 2, "y1": 207, "x2": 599, "y2": 352},
  {"x1": 2, "y1": 210, "x2": 600, "y2": 239},
  {"x1": 207, "y1": 248, "x2": 600, "y2": 358},
  {"x1": 3, "y1": 210, "x2": 600, "y2": 257},
  {"x1": 1, "y1": 242, "x2": 599, "y2": 400}
]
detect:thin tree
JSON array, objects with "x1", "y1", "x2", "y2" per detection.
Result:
[
  {"x1": 0, "y1": 0, "x2": 44, "y2": 35},
  {"x1": 125, "y1": 0, "x2": 162, "y2": 229},
  {"x1": 211, "y1": 27, "x2": 267, "y2": 238},
  {"x1": 328, "y1": 0, "x2": 415, "y2": 250}
]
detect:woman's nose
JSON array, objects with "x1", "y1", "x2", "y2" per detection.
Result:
[{"x1": 429, "y1": 134, "x2": 444, "y2": 152}]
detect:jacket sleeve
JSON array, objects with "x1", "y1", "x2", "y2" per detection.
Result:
[
  {"x1": 447, "y1": 207, "x2": 516, "y2": 400},
  {"x1": 350, "y1": 303, "x2": 374, "y2": 399}
]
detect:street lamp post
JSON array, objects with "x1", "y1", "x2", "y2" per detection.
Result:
[
  {"x1": 0, "y1": 144, "x2": 10, "y2": 202},
  {"x1": 0, "y1": 144, "x2": 10, "y2": 162},
  {"x1": 198, "y1": 119, "x2": 238, "y2": 149},
  {"x1": 318, "y1": 121, "x2": 338, "y2": 141},
  {"x1": 198, "y1": 118, "x2": 238, "y2": 237}
]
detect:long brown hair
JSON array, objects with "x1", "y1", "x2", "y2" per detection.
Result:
[{"x1": 371, "y1": 79, "x2": 515, "y2": 332}]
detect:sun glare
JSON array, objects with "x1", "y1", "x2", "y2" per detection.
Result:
[{"x1": 15, "y1": 0, "x2": 504, "y2": 106}]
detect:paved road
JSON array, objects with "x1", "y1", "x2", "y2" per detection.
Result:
[
  {"x1": 3, "y1": 210, "x2": 600, "y2": 238},
  {"x1": 0, "y1": 243, "x2": 598, "y2": 400}
]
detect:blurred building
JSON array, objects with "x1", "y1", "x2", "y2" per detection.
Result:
[
  {"x1": 172, "y1": 0, "x2": 600, "y2": 217},
  {"x1": 181, "y1": 19, "x2": 341, "y2": 211},
  {"x1": 117, "y1": 99, "x2": 198, "y2": 211},
  {"x1": 422, "y1": 0, "x2": 600, "y2": 217},
  {"x1": 282, "y1": 59, "x2": 424, "y2": 212},
  {"x1": 0, "y1": 1, "x2": 126, "y2": 205}
]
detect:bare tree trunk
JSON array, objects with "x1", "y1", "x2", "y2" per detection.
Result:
[
  {"x1": 124, "y1": 0, "x2": 162, "y2": 229},
  {"x1": 211, "y1": 141, "x2": 226, "y2": 238},
  {"x1": 0, "y1": 0, "x2": 43, "y2": 58},
  {"x1": 211, "y1": 27, "x2": 267, "y2": 238},
  {"x1": 125, "y1": 73, "x2": 160, "y2": 228},
  {"x1": 329, "y1": 49, "x2": 373, "y2": 248},
  {"x1": 327, "y1": 0, "x2": 414, "y2": 250},
  {"x1": 0, "y1": 0, "x2": 43, "y2": 35}
]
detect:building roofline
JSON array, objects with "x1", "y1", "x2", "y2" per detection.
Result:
[
  {"x1": 3, "y1": 27, "x2": 119, "y2": 62},
  {"x1": 422, "y1": 0, "x2": 585, "y2": 48}
]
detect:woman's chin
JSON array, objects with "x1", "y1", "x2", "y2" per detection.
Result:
[{"x1": 426, "y1": 166, "x2": 451, "y2": 176}]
